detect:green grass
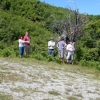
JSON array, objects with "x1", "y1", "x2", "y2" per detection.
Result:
[
  {"x1": 0, "y1": 71, "x2": 25, "y2": 83},
  {"x1": 48, "y1": 90, "x2": 60, "y2": 96},
  {"x1": 67, "y1": 96, "x2": 78, "y2": 100},
  {"x1": 0, "y1": 57, "x2": 100, "y2": 80},
  {"x1": 0, "y1": 93, "x2": 13, "y2": 100}
]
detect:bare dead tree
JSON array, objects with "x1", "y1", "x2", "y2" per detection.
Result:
[{"x1": 45, "y1": 7, "x2": 88, "y2": 43}]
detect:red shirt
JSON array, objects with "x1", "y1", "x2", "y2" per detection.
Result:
[{"x1": 23, "y1": 35, "x2": 30, "y2": 46}]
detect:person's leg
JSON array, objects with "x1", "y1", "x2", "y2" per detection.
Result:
[
  {"x1": 60, "y1": 50, "x2": 64, "y2": 62},
  {"x1": 58, "y1": 50, "x2": 63, "y2": 62},
  {"x1": 25, "y1": 46, "x2": 30, "y2": 55},
  {"x1": 24, "y1": 46, "x2": 27, "y2": 55},
  {"x1": 58, "y1": 50, "x2": 61, "y2": 58},
  {"x1": 22, "y1": 47, "x2": 24, "y2": 56},
  {"x1": 67, "y1": 52, "x2": 71, "y2": 63},
  {"x1": 19, "y1": 47, "x2": 21, "y2": 57},
  {"x1": 48, "y1": 49, "x2": 51, "y2": 55},
  {"x1": 51, "y1": 49, "x2": 54, "y2": 57},
  {"x1": 71, "y1": 53, "x2": 74, "y2": 64},
  {"x1": 27, "y1": 46, "x2": 30, "y2": 54},
  {"x1": 19, "y1": 47, "x2": 22, "y2": 57}
]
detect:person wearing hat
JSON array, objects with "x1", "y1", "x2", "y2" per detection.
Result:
[{"x1": 48, "y1": 38, "x2": 55, "y2": 57}]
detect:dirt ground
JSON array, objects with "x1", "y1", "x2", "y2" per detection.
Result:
[{"x1": 0, "y1": 58, "x2": 100, "y2": 100}]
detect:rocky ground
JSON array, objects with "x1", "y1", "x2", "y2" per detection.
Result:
[{"x1": 0, "y1": 58, "x2": 100, "y2": 100}]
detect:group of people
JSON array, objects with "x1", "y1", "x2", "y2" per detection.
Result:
[
  {"x1": 18, "y1": 32, "x2": 30, "y2": 58},
  {"x1": 48, "y1": 37, "x2": 75, "y2": 64},
  {"x1": 18, "y1": 32, "x2": 75, "y2": 64}
]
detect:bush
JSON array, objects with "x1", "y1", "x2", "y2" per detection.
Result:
[
  {"x1": 2, "y1": 49, "x2": 12, "y2": 57},
  {"x1": 41, "y1": 51, "x2": 48, "y2": 58},
  {"x1": 75, "y1": 47, "x2": 83, "y2": 61},
  {"x1": 54, "y1": 56, "x2": 62, "y2": 64},
  {"x1": 79, "y1": 60, "x2": 100, "y2": 68},
  {"x1": 47, "y1": 55, "x2": 55, "y2": 62},
  {"x1": 34, "y1": 54, "x2": 44, "y2": 60},
  {"x1": 96, "y1": 65, "x2": 100, "y2": 70},
  {"x1": 79, "y1": 60, "x2": 88, "y2": 66}
]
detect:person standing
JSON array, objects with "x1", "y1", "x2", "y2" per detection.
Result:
[
  {"x1": 18, "y1": 36, "x2": 25, "y2": 58},
  {"x1": 23, "y1": 32, "x2": 30, "y2": 55},
  {"x1": 66, "y1": 41, "x2": 75, "y2": 64},
  {"x1": 57, "y1": 37, "x2": 66, "y2": 62},
  {"x1": 48, "y1": 38, "x2": 55, "y2": 57}
]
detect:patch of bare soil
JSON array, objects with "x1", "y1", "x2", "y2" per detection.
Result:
[{"x1": 0, "y1": 58, "x2": 100, "y2": 100}]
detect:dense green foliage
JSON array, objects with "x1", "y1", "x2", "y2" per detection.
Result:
[
  {"x1": 0, "y1": 0, "x2": 69, "y2": 58},
  {"x1": 75, "y1": 15, "x2": 100, "y2": 69},
  {"x1": 0, "y1": 0, "x2": 100, "y2": 69}
]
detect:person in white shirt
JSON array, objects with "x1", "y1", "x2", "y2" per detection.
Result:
[
  {"x1": 18, "y1": 36, "x2": 29, "y2": 58},
  {"x1": 48, "y1": 38, "x2": 55, "y2": 57},
  {"x1": 66, "y1": 41, "x2": 75, "y2": 64}
]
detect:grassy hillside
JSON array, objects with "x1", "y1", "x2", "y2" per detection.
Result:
[
  {"x1": 0, "y1": 0, "x2": 70, "y2": 58},
  {"x1": 0, "y1": 57, "x2": 100, "y2": 99}
]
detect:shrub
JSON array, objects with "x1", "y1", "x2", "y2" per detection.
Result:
[
  {"x1": 79, "y1": 60, "x2": 100, "y2": 68},
  {"x1": 96, "y1": 65, "x2": 100, "y2": 70},
  {"x1": 75, "y1": 46, "x2": 83, "y2": 61},
  {"x1": 47, "y1": 55, "x2": 55, "y2": 62},
  {"x1": 79, "y1": 60, "x2": 88, "y2": 66},
  {"x1": 2, "y1": 49, "x2": 12, "y2": 57},
  {"x1": 54, "y1": 56, "x2": 62, "y2": 64},
  {"x1": 41, "y1": 51, "x2": 48, "y2": 58},
  {"x1": 34, "y1": 54, "x2": 44, "y2": 60}
]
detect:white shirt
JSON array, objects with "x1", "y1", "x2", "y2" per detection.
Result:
[
  {"x1": 66, "y1": 44, "x2": 75, "y2": 52},
  {"x1": 18, "y1": 39, "x2": 25, "y2": 47},
  {"x1": 48, "y1": 40, "x2": 55, "y2": 49}
]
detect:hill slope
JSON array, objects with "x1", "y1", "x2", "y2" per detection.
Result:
[
  {"x1": 0, "y1": 0, "x2": 70, "y2": 58},
  {"x1": 1, "y1": 0, "x2": 100, "y2": 67},
  {"x1": 0, "y1": 57, "x2": 100, "y2": 100}
]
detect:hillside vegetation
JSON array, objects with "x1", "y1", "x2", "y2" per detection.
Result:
[
  {"x1": 0, "y1": 0, "x2": 70, "y2": 58},
  {"x1": 0, "y1": 0, "x2": 100, "y2": 69}
]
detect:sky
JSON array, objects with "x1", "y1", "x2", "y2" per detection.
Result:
[{"x1": 40, "y1": 0, "x2": 100, "y2": 15}]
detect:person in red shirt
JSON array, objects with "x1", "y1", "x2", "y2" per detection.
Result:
[{"x1": 23, "y1": 32, "x2": 30, "y2": 55}]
